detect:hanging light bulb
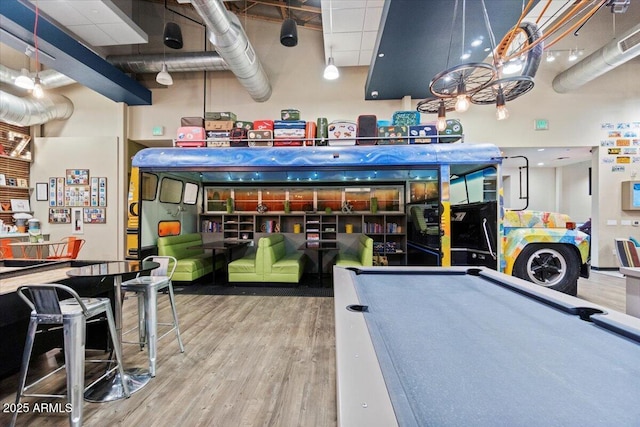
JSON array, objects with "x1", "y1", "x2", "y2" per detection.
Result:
[
  {"x1": 32, "y1": 75, "x2": 44, "y2": 98},
  {"x1": 568, "y1": 49, "x2": 578, "y2": 61},
  {"x1": 156, "y1": 63, "x2": 173, "y2": 86},
  {"x1": 454, "y1": 81, "x2": 470, "y2": 112},
  {"x1": 495, "y1": 89, "x2": 509, "y2": 121},
  {"x1": 323, "y1": 56, "x2": 339, "y2": 80},
  {"x1": 15, "y1": 69, "x2": 34, "y2": 89},
  {"x1": 436, "y1": 101, "x2": 448, "y2": 131}
]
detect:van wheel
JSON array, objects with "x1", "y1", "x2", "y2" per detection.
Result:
[{"x1": 513, "y1": 244, "x2": 579, "y2": 296}]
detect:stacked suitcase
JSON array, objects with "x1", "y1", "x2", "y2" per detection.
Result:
[{"x1": 273, "y1": 120, "x2": 306, "y2": 146}]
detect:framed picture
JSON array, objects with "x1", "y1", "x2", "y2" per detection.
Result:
[
  {"x1": 10, "y1": 199, "x2": 30, "y2": 212},
  {"x1": 7, "y1": 178, "x2": 17, "y2": 187},
  {"x1": 49, "y1": 207, "x2": 71, "y2": 223},
  {"x1": 84, "y1": 207, "x2": 106, "y2": 224},
  {"x1": 66, "y1": 169, "x2": 89, "y2": 185},
  {"x1": 0, "y1": 174, "x2": 5, "y2": 186},
  {"x1": 36, "y1": 183, "x2": 48, "y2": 201},
  {"x1": 17, "y1": 178, "x2": 28, "y2": 188}
]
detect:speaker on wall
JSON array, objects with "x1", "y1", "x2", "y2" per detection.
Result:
[{"x1": 280, "y1": 18, "x2": 298, "y2": 47}]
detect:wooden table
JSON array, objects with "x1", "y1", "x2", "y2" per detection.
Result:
[
  {"x1": 189, "y1": 240, "x2": 250, "y2": 284},
  {"x1": 8, "y1": 241, "x2": 66, "y2": 259},
  {"x1": 299, "y1": 240, "x2": 338, "y2": 285}
]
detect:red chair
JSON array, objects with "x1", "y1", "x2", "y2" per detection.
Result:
[
  {"x1": 47, "y1": 237, "x2": 85, "y2": 260},
  {"x1": 0, "y1": 238, "x2": 18, "y2": 259}
]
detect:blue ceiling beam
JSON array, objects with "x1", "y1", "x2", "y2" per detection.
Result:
[{"x1": 0, "y1": 0, "x2": 152, "y2": 106}]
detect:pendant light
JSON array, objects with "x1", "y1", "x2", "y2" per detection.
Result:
[
  {"x1": 15, "y1": 69, "x2": 34, "y2": 90},
  {"x1": 323, "y1": 55, "x2": 339, "y2": 80},
  {"x1": 157, "y1": 3, "x2": 174, "y2": 86},
  {"x1": 156, "y1": 64, "x2": 173, "y2": 86},
  {"x1": 323, "y1": 1, "x2": 339, "y2": 80},
  {"x1": 436, "y1": 100, "x2": 448, "y2": 131}
]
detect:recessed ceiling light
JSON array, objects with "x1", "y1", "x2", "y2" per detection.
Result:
[
  {"x1": 537, "y1": 148, "x2": 545, "y2": 151},
  {"x1": 483, "y1": 47, "x2": 490, "y2": 52},
  {"x1": 537, "y1": 162, "x2": 544, "y2": 166},
  {"x1": 378, "y1": 53, "x2": 384, "y2": 58},
  {"x1": 471, "y1": 37, "x2": 483, "y2": 47},
  {"x1": 460, "y1": 52, "x2": 471, "y2": 60}
]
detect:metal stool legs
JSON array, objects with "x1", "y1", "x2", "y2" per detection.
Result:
[
  {"x1": 12, "y1": 285, "x2": 129, "y2": 427},
  {"x1": 132, "y1": 283, "x2": 184, "y2": 377}
]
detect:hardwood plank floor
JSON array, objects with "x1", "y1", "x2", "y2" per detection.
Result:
[{"x1": 0, "y1": 271, "x2": 627, "y2": 427}]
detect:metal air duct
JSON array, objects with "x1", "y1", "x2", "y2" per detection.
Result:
[
  {"x1": 0, "y1": 90, "x2": 74, "y2": 126},
  {"x1": 552, "y1": 22, "x2": 640, "y2": 93},
  {"x1": 106, "y1": 51, "x2": 229, "y2": 74},
  {"x1": 0, "y1": 65, "x2": 76, "y2": 89},
  {"x1": 190, "y1": 0, "x2": 272, "y2": 102}
]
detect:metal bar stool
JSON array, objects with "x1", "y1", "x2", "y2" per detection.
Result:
[
  {"x1": 121, "y1": 255, "x2": 184, "y2": 377},
  {"x1": 12, "y1": 284, "x2": 129, "y2": 427}
]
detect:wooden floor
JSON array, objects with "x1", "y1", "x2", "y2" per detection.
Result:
[{"x1": 0, "y1": 271, "x2": 628, "y2": 427}]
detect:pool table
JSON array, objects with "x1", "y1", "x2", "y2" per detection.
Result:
[{"x1": 333, "y1": 266, "x2": 640, "y2": 427}]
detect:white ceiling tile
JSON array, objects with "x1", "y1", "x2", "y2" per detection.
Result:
[
  {"x1": 32, "y1": 1, "x2": 86, "y2": 26},
  {"x1": 363, "y1": 7, "x2": 383, "y2": 31},
  {"x1": 333, "y1": 50, "x2": 361, "y2": 67},
  {"x1": 360, "y1": 31, "x2": 377, "y2": 50},
  {"x1": 71, "y1": 1, "x2": 126, "y2": 25},
  {"x1": 67, "y1": 24, "x2": 115, "y2": 46},
  {"x1": 100, "y1": 23, "x2": 148, "y2": 45},
  {"x1": 331, "y1": 32, "x2": 364, "y2": 52},
  {"x1": 359, "y1": 49, "x2": 374, "y2": 66},
  {"x1": 331, "y1": 8, "x2": 366, "y2": 33}
]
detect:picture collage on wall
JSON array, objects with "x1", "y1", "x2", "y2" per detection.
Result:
[
  {"x1": 46, "y1": 169, "x2": 107, "y2": 223},
  {"x1": 600, "y1": 121, "x2": 640, "y2": 173}
]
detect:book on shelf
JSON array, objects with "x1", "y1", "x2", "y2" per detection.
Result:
[{"x1": 307, "y1": 233, "x2": 320, "y2": 240}]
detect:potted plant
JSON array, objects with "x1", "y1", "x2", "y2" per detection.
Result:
[
  {"x1": 226, "y1": 197, "x2": 234, "y2": 214},
  {"x1": 370, "y1": 197, "x2": 378, "y2": 214},
  {"x1": 284, "y1": 200, "x2": 291, "y2": 214}
]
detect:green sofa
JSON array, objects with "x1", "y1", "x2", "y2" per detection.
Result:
[
  {"x1": 157, "y1": 233, "x2": 223, "y2": 282},
  {"x1": 228, "y1": 234, "x2": 306, "y2": 283},
  {"x1": 335, "y1": 234, "x2": 374, "y2": 267}
]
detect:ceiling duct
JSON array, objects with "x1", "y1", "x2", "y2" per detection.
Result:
[
  {"x1": 0, "y1": 90, "x2": 74, "y2": 126},
  {"x1": 106, "y1": 51, "x2": 229, "y2": 74},
  {"x1": 552, "y1": 23, "x2": 640, "y2": 93},
  {"x1": 190, "y1": 0, "x2": 272, "y2": 102},
  {"x1": 0, "y1": 65, "x2": 75, "y2": 89}
]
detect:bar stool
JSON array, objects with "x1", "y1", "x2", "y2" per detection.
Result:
[
  {"x1": 12, "y1": 284, "x2": 129, "y2": 427},
  {"x1": 121, "y1": 255, "x2": 184, "y2": 377}
]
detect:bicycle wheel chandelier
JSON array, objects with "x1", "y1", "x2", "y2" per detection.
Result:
[{"x1": 421, "y1": 0, "x2": 537, "y2": 122}]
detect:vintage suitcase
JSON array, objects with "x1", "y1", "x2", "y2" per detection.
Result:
[
  {"x1": 177, "y1": 126, "x2": 206, "y2": 142},
  {"x1": 305, "y1": 121, "x2": 316, "y2": 146},
  {"x1": 281, "y1": 109, "x2": 301, "y2": 121},
  {"x1": 175, "y1": 140, "x2": 206, "y2": 148},
  {"x1": 253, "y1": 120, "x2": 274, "y2": 131},
  {"x1": 392, "y1": 111, "x2": 421, "y2": 127},
  {"x1": 205, "y1": 111, "x2": 237, "y2": 122},
  {"x1": 274, "y1": 128, "x2": 306, "y2": 138},
  {"x1": 316, "y1": 118, "x2": 328, "y2": 146},
  {"x1": 273, "y1": 139, "x2": 304, "y2": 147},
  {"x1": 357, "y1": 115, "x2": 377, "y2": 145},
  {"x1": 438, "y1": 119, "x2": 463, "y2": 143},
  {"x1": 235, "y1": 121, "x2": 253, "y2": 130},
  {"x1": 206, "y1": 139, "x2": 230, "y2": 147},
  {"x1": 206, "y1": 131, "x2": 230, "y2": 147},
  {"x1": 378, "y1": 125, "x2": 409, "y2": 144},
  {"x1": 409, "y1": 124, "x2": 438, "y2": 144},
  {"x1": 248, "y1": 130, "x2": 273, "y2": 147},
  {"x1": 205, "y1": 120, "x2": 234, "y2": 131},
  {"x1": 230, "y1": 128, "x2": 248, "y2": 147},
  {"x1": 180, "y1": 117, "x2": 204, "y2": 127},
  {"x1": 327, "y1": 120, "x2": 357, "y2": 146}
]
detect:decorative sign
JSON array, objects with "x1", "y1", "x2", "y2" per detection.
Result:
[
  {"x1": 91, "y1": 177, "x2": 107, "y2": 206},
  {"x1": 66, "y1": 169, "x2": 89, "y2": 185},
  {"x1": 84, "y1": 207, "x2": 106, "y2": 224},
  {"x1": 49, "y1": 207, "x2": 71, "y2": 223}
]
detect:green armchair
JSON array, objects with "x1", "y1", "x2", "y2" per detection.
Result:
[
  {"x1": 335, "y1": 234, "x2": 374, "y2": 267},
  {"x1": 157, "y1": 233, "x2": 223, "y2": 282}
]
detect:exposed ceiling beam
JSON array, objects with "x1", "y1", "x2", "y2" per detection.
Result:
[{"x1": 0, "y1": 0, "x2": 151, "y2": 106}]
